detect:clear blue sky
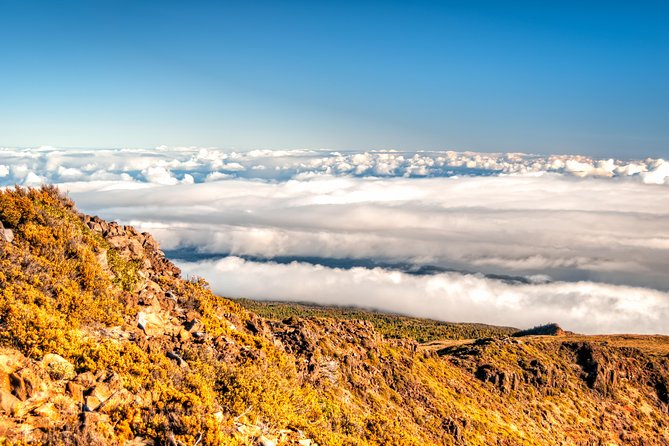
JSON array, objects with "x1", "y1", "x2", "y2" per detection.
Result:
[{"x1": 1, "y1": 0, "x2": 667, "y2": 157}]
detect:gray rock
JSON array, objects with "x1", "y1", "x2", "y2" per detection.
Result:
[
  {"x1": 0, "y1": 228, "x2": 14, "y2": 243},
  {"x1": 166, "y1": 351, "x2": 186, "y2": 367}
]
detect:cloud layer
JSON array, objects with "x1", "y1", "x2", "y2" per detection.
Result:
[
  {"x1": 1, "y1": 146, "x2": 669, "y2": 186},
  {"x1": 178, "y1": 257, "x2": 669, "y2": 335},
  {"x1": 67, "y1": 174, "x2": 669, "y2": 291},
  {"x1": 2, "y1": 146, "x2": 668, "y2": 333}
]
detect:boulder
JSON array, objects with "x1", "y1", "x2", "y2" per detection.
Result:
[
  {"x1": 32, "y1": 402, "x2": 60, "y2": 422},
  {"x1": 66, "y1": 381, "x2": 84, "y2": 404},
  {"x1": 74, "y1": 371, "x2": 97, "y2": 388},
  {"x1": 9, "y1": 368, "x2": 40, "y2": 401},
  {"x1": 95, "y1": 248, "x2": 110, "y2": 272},
  {"x1": 41, "y1": 354, "x2": 76, "y2": 380},
  {"x1": 141, "y1": 232, "x2": 161, "y2": 251},
  {"x1": 0, "y1": 228, "x2": 13, "y2": 243},
  {"x1": 87, "y1": 221, "x2": 103, "y2": 233},
  {"x1": 183, "y1": 318, "x2": 203, "y2": 333},
  {"x1": 0, "y1": 352, "x2": 22, "y2": 375},
  {"x1": 0, "y1": 221, "x2": 13, "y2": 243},
  {"x1": 12, "y1": 392, "x2": 51, "y2": 418},
  {"x1": 166, "y1": 351, "x2": 186, "y2": 367},
  {"x1": 84, "y1": 382, "x2": 117, "y2": 412},
  {"x1": 0, "y1": 390, "x2": 20, "y2": 414},
  {"x1": 178, "y1": 329, "x2": 191, "y2": 341},
  {"x1": 80, "y1": 411, "x2": 114, "y2": 442},
  {"x1": 81, "y1": 410, "x2": 110, "y2": 425},
  {"x1": 85, "y1": 395, "x2": 104, "y2": 412},
  {"x1": 106, "y1": 235, "x2": 128, "y2": 250},
  {"x1": 127, "y1": 239, "x2": 144, "y2": 257},
  {"x1": 259, "y1": 436, "x2": 277, "y2": 446},
  {"x1": 145, "y1": 280, "x2": 162, "y2": 294},
  {"x1": 137, "y1": 309, "x2": 168, "y2": 337},
  {"x1": 98, "y1": 389, "x2": 133, "y2": 414}
]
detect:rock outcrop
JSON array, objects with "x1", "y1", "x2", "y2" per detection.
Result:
[
  {"x1": 83, "y1": 214, "x2": 181, "y2": 280},
  {"x1": 0, "y1": 221, "x2": 12, "y2": 243}
]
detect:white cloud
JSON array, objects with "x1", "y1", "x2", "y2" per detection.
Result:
[
  {"x1": 10, "y1": 164, "x2": 30, "y2": 180},
  {"x1": 178, "y1": 257, "x2": 669, "y2": 334},
  {"x1": 57, "y1": 166, "x2": 85, "y2": 180},
  {"x1": 205, "y1": 172, "x2": 232, "y2": 182},
  {"x1": 67, "y1": 174, "x2": 669, "y2": 294},
  {"x1": 2, "y1": 146, "x2": 668, "y2": 334},
  {"x1": 1, "y1": 146, "x2": 668, "y2": 186},
  {"x1": 640, "y1": 160, "x2": 669, "y2": 185},
  {"x1": 141, "y1": 166, "x2": 178, "y2": 185},
  {"x1": 23, "y1": 172, "x2": 46, "y2": 186},
  {"x1": 219, "y1": 162, "x2": 245, "y2": 172}
]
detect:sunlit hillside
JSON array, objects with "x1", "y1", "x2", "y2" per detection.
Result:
[{"x1": 0, "y1": 186, "x2": 668, "y2": 445}]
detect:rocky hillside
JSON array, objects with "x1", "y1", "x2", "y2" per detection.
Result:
[{"x1": 0, "y1": 186, "x2": 668, "y2": 445}]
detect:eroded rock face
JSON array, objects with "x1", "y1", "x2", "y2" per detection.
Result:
[
  {"x1": 81, "y1": 213, "x2": 204, "y2": 374},
  {"x1": 475, "y1": 364, "x2": 520, "y2": 393},
  {"x1": 642, "y1": 359, "x2": 669, "y2": 406},
  {"x1": 438, "y1": 336, "x2": 669, "y2": 414},
  {"x1": 563, "y1": 342, "x2": 625, "y2": 397},
  {"x1": 517, "y1": 358, "x2": 565, "y2": 392},
  {"x1": 654, "y1": 378, "x2": 669, "y2": 405},
  {"x1": 268, "y1": 317, "x2": 388, "y2": 387},
  {"x1": 83, "y1": 214, "x2": 181, "y2": 280}
]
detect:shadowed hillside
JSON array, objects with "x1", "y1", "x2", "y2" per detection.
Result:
[
  {"x1": 513, "y1": 323, "x2": 572, "y2": 337},
  {"x1": 0, "y1": 186, "x2": 668, "y2": 445}
]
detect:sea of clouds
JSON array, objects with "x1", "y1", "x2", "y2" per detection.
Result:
[{"x1": 2, "y1": 146, "x2": 668, "y2": 334}]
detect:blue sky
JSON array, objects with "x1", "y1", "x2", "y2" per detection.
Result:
[{"x1": 1, "y1": 1, "x2": 667, "y2": 157}]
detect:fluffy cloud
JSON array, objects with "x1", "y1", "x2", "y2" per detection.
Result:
[
  {"x1": 641, "y1": 160, "x2": 669, "y2": 185},
  {"x1": 2, "y1": 145, "x2": 668, "y2": 333},
  {"x1": 1, "y1": 146, "x2": 669, "y2": 186},
  {"x1": 142, "y1": 166, "x2": 179, "y2": 185},
  {"x1": 67, "y1": 174, "x2": 669, "y2": 294},
  {"x1": 178, "y1": 257, "x2": 669, "y2": 334}
]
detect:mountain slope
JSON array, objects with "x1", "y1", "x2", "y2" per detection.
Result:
[
  {"x1": 233, "y1": 298, "x2": 519, "y2": 342},
  {"x1": 0, "y1": 186, "x2": 668, "y2": 445}
]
